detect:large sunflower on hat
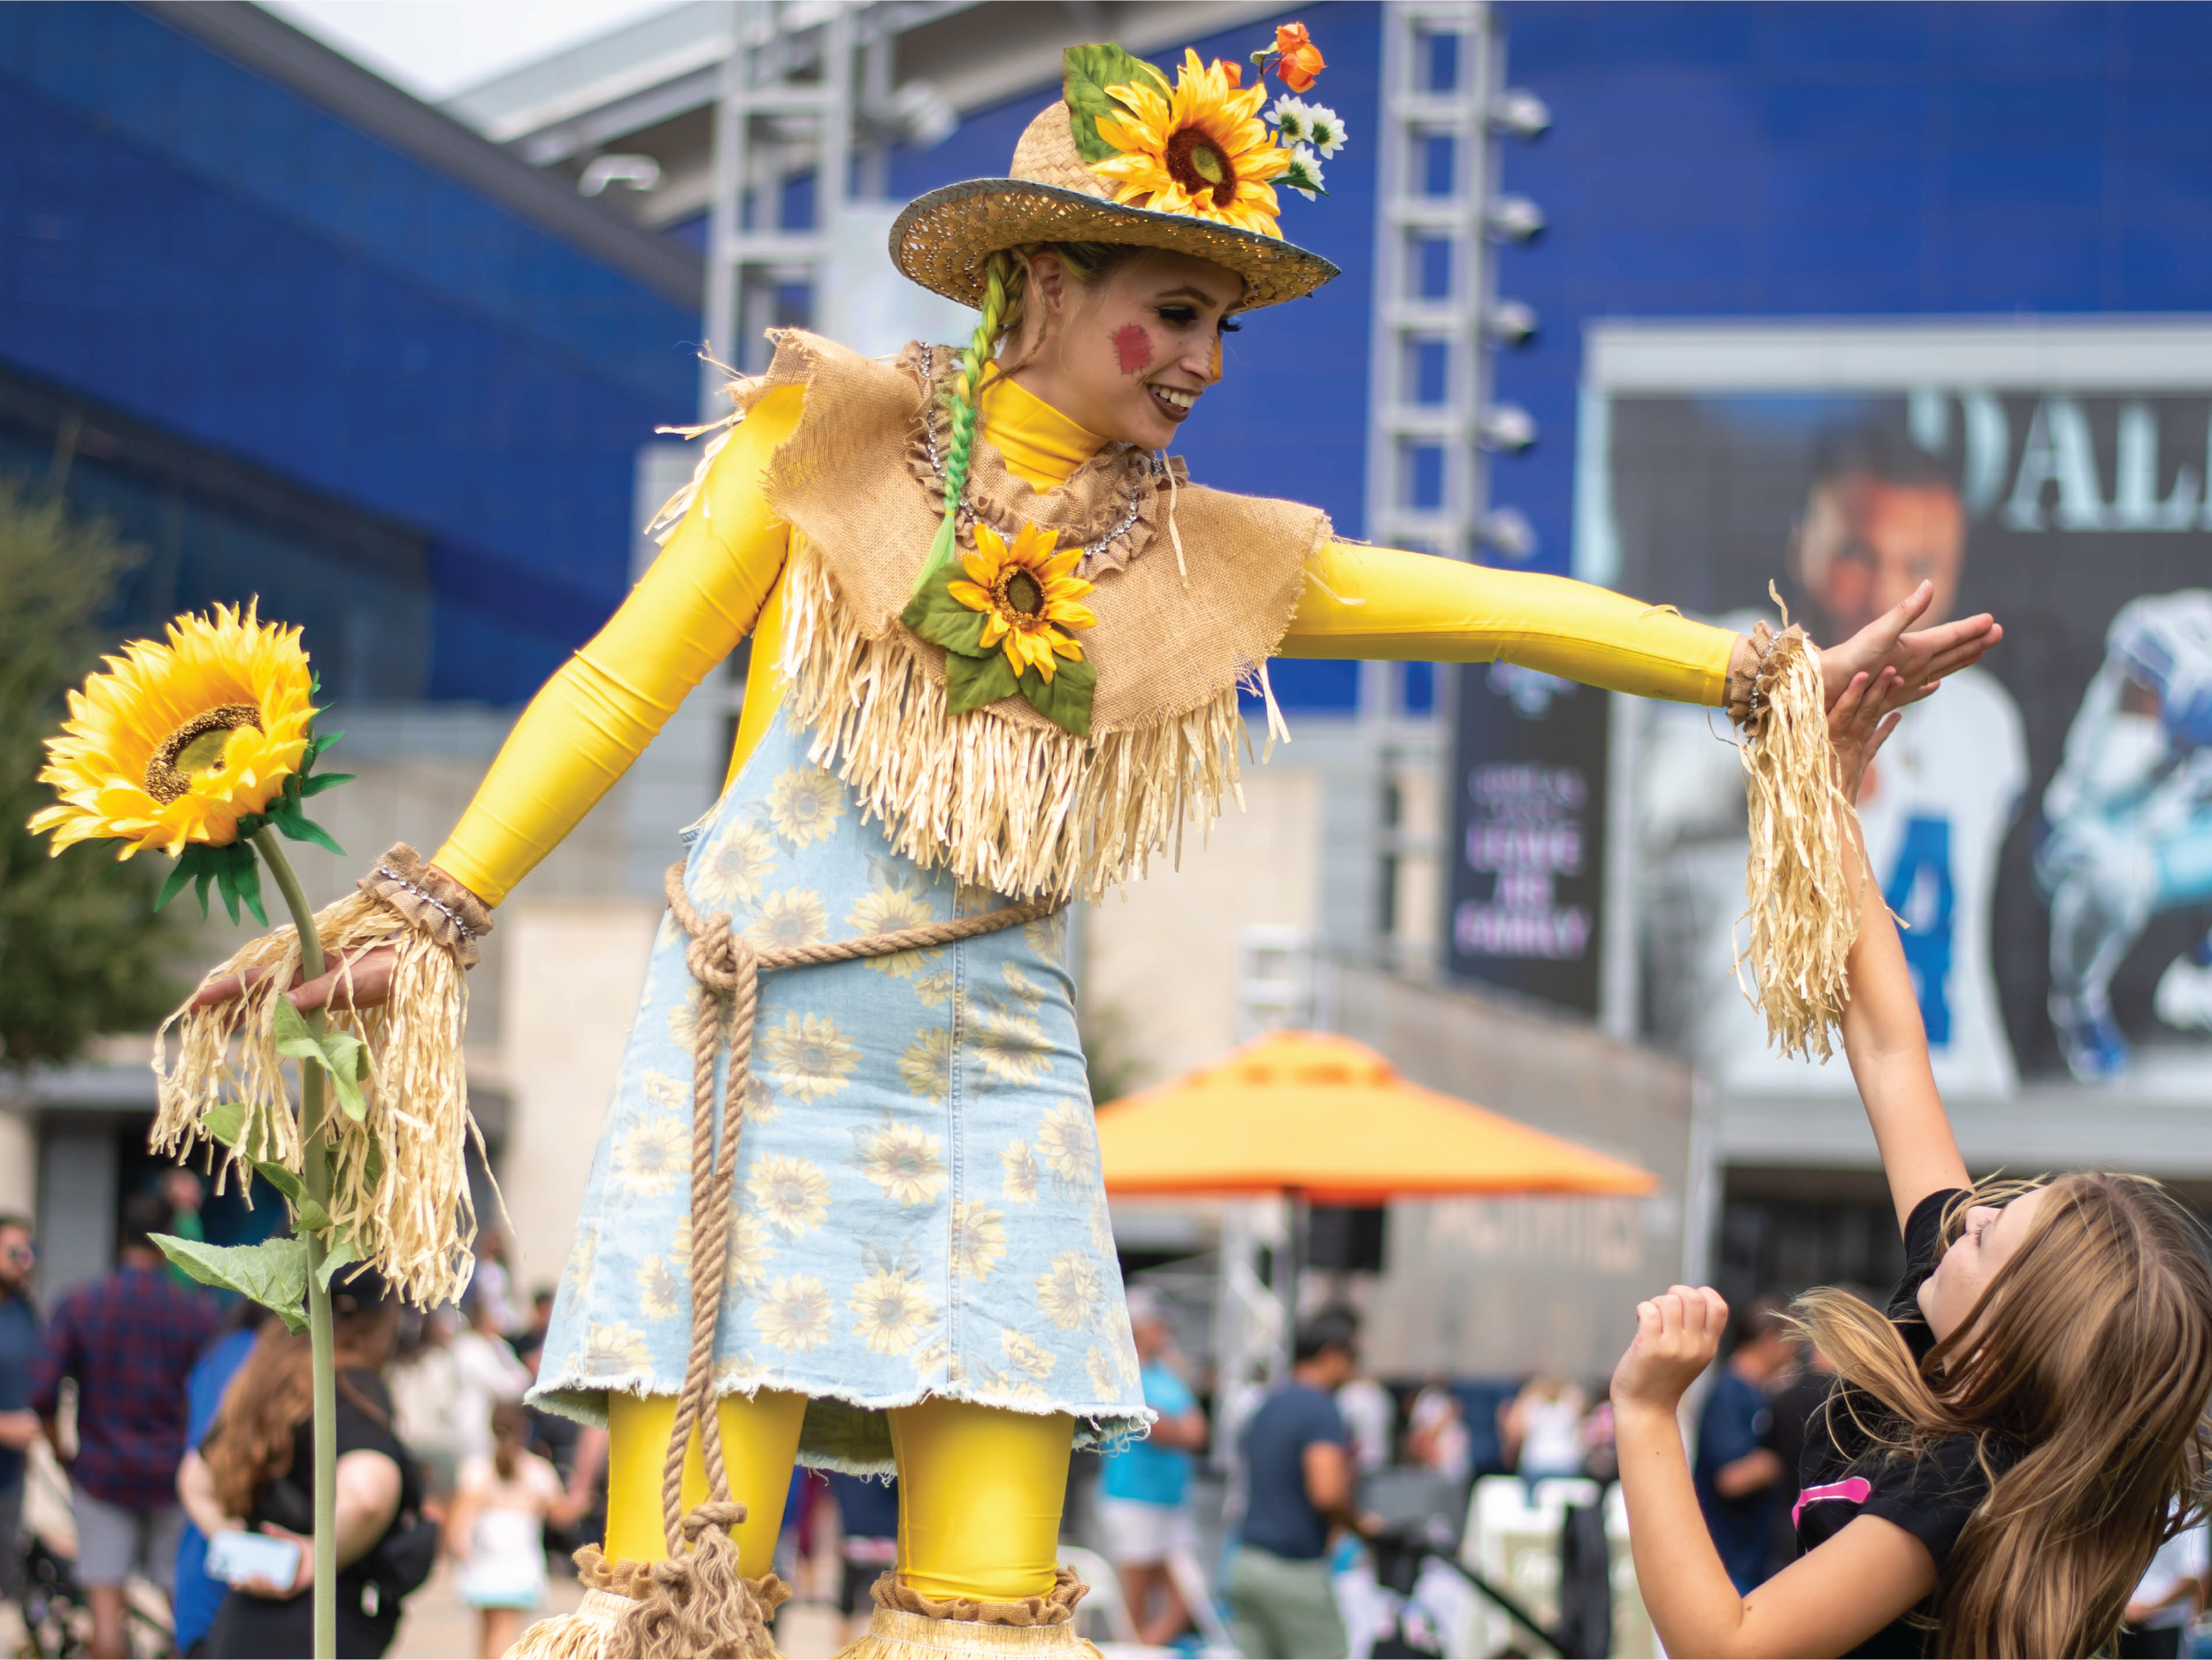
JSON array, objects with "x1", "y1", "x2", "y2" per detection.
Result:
[
  {"x1": 1089, "y1": 49, "x2": 1291, "y2": 237},
  {"x1": 887, "y1": 27, "x2": 1346, "y2": 315}
]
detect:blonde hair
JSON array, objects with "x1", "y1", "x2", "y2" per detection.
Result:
[{"x1": 1796, "y1": 1172, "x2": 2212, "y2": 1656}]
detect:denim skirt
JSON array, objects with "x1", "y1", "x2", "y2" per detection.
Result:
[{"x1": 529, "y1": 705, "x2": 1148, "y2": 1472}]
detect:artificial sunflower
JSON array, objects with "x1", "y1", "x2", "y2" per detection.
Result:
[
  {"x1": 1093, "y1": 48, "x2": 1293, "y2": 237},
  {"x1": 27, "y1": 600, "x2": 347, "y2": 921},
  {"x1": 948, "y1": 521, "x2": 1097, "y2": 682}
]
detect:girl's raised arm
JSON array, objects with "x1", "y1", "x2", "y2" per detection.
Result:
[{"x1": 1831, "y1": 670, "x2": 1972, "y2": 1233}]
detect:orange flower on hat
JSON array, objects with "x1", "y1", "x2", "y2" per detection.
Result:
[
  {"x1": 1273, "y1": 23, "x2": 1326, "y2": 92},
  {"x1": 1092, "y1": 49, "x2": 1294, "y2": 238}
]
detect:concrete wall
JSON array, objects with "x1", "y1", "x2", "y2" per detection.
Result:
[
  {"x1": 1082, "y1": 766, "x2": 1324, "y2": 1093},
  {"x1": 495, "y1": 900, "x2": 660, "y2": 1295},
  {"x1": 1327, "y1": 967, "x2": 1701, "y2": 1380}
]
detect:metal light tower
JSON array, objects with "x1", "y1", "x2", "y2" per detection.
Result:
[{"x1": 1362, "y1": 2, "x2": 1546, "y2": 590}]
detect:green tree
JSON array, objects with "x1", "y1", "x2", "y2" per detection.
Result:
[{"x1": 0, "y1": 480, "x2": 179, "y2": 1066}]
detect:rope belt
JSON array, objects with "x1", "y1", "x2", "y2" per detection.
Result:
[{"x1": 657, "y1": 861, "x2": 1059, "y2": 1550}]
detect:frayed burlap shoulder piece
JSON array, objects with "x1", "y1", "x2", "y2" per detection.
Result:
[
  {"x1": 151, "y1": 841, "x2": 488, "y2": 1306},
  {"x1": 1730, "y1": 603, "x2": 1866, "y2": 1061},
  {"x1": 871, "y1": 1565, "x2": 1088, "y2": 1625},
  {"x1": 706, "y1": 329, "x2": 1328, "y2": 902}
]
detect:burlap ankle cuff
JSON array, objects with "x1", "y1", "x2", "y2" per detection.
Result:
[
  {"x1": 358, "y1": 842, "x2": 493, "y2": 967},
  {"x1": 869, "y1": 1565, "x2": 1088, "y2": 1627},
  {"x1": 558, "y1": 1544, "x2": 790, "y2": 1659}
]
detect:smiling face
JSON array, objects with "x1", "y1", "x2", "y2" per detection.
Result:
[
  {"x1": 1003, "y1": 247, "x2": 1243, "y2": 451},
  {"x1": 1917, "y1": 1186, "x2": 2049, "y2": 1341}
]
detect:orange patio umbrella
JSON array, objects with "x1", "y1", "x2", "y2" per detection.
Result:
[{"x1": 1094, "y1": 1029, "x2": 1656, "y2": 1205}]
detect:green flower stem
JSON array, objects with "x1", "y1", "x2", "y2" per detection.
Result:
[{"x1": 250, "y1": 829, "x2": 337, "y2": 1660}]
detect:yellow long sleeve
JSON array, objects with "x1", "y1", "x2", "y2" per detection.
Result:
[
  {"x1": 431, "y1": 388, "x2": 804, "y2": 905},
  {"x1": 1279, "y1": 542, "x2": 1735, "y2": 707}
]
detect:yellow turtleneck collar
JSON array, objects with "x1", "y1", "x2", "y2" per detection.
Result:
[{"x1": 978, "y1": 373, "x2": 1107, "y2": 491}]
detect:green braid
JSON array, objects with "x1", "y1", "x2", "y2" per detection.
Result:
[{"x1": 941, "y1": 249, "x2": 1018, "y2": 522}]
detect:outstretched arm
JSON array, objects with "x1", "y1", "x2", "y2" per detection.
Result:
[
  {"x1": 430, "y1": 386, "x2": 805, "y2": 907},
  {"x1": 194, "y1": 388, "x2": 804, "y2": 1015},
  {"x1": 1281, "y1": 547, "x2": 2000, "y2": 711},
  {"x1": 1611, "y1": 1287, "x2": 1938, "y2": 1658},
  {"x1": 1830, "y1": 671, "x2": 1972, "y2": 1233}
]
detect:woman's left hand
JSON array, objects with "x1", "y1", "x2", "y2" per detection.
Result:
[
  {"x1": 1819, "y1": 580, "x2": 2001, "y2": 711},
  {"x1": 1610, "y1": 1285, "x2": 1729, "y2": 1415},
  {"x1": 240, "y1": 1525, "x2": 312, "y2": 1600}
]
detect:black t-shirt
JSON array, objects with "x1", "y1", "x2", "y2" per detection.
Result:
[
  {"x1": 206, "y1": 1368, "x2": 426, "y2": 1658},
  {"x1": 1794, "y1": 1189, "x2": 2022, "y2": 1657}
]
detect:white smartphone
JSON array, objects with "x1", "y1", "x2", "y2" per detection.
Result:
[{"x1": 206, "y1": 1529, "x2": 303, "y2": 1588}]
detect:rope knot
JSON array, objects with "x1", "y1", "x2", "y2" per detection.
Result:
[
  {"x1": 680, "y1": 1499, "x2": 749, "y2": 1546},
  {"x1": 683, "y1": 913, "x2": 752, "y2": 997}
]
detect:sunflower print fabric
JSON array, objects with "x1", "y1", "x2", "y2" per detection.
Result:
[{"x1": 531, "y1": 706, "x2": 1146, "y2": 1472}]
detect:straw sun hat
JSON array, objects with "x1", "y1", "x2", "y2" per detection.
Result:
[{"x1": 890, "y1": 36, "x2": 1344, "y2": 313}]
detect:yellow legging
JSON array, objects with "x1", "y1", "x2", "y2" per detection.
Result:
[{"x1": 603, "y1": 1392, "x2": 1072, "y2": 1602}]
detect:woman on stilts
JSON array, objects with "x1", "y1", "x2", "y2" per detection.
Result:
[{"x1": 177, "y1": 24, "x2": 1998, "y2": 1658}]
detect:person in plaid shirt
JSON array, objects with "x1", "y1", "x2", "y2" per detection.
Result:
[{"x1": 33, "y1": 1190, "x2": 217, "y2": 1659}]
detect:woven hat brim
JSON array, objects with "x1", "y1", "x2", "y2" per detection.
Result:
[{"x1": 890, "y1": 178, "x2": 1340, "y2": 313}]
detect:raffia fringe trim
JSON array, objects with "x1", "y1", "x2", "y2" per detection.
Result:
[
  {"x1": 1731, "y1": 611, "x2": 1866, "y2": 1062},
  {"x1": 504, "y1": 1589, "x2": 641, "y2": 1658},
  {"x1": 780, "y1": 541, "x2": 1247, "y2": 903},
  {"x1": 151, "y1": 872, "x2": 482, "y2": 1307},
  {"x1": 833, "y1": 1570, "x2": 1098, "y2": 1658}
]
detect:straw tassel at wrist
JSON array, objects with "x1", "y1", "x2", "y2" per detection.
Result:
[
  {"x1": 151, "y1": 842, "x2": 491, "y2": 1306},
  {"x1": 1725, "y1": 590, "x2": 1865, "y2": 1062}
]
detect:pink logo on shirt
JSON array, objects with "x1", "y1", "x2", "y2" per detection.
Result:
[{"x1": 1792, "y1": 1476, "x2": 1872, "y2": 1528}]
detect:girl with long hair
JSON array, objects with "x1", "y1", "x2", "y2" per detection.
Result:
[{"x1": 1610, "y1": 668, "x2": 2212, "y2": 1658}]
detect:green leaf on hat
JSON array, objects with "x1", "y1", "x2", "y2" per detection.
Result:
[{"x1": 1064, "y1": 43, "x2": 1165, "y2": 165}]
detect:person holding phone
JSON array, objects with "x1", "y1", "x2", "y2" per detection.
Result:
[{"x1": 178, "y1": 1271, "x2": 428, "y2": 1658}]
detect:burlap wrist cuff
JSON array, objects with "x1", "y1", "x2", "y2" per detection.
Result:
[
  {"x1": 1724, "y1": 619, "x2": 1808, "y2": 731},
  {"x1": 869, "y1": 1565, "x2": 1089, "y2": 1626},
  {"x1": 357, "y1": 843, "x2": 493, "y2": 968}
]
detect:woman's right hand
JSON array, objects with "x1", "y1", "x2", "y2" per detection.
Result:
[{"x1": 190, "y1": 942, "x2": 399, "y2": 1016}]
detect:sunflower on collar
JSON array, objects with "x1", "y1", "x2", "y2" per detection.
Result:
[{"x1": 903, "y1": 521, "x2": 1099, "y2": 735}]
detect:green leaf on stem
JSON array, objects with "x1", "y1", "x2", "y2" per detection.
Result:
[
  {"x1": 199, "y1": 1100, "x2": 248, "y2": 1149},
  {"x1": 296, "y1": 772, "x2": 353, "y2": 798},
  {"x1": 151, "y1": 1233, "x2": 309, "y2": 1333},
  {"x1": 316, "y1": 1234, "x2": 364, "y2": 1292},
  {"x1": 271, "y1": 1002, "x2": 371, "y2": 1121},
  {"x1": 248, "y1": 1158, "x2": 331, "y2": 1231}
]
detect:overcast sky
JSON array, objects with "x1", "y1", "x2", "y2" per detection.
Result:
[{"x1": 269, "y1": 0, "x2": 680, "y2": 102}]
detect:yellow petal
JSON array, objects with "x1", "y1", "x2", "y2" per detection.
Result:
[
  {"x1": 948, "y1": 580, "x2": 995, "y2": 612},
  {"x1": 959, "y1": 549, "x2": 999, "y2": 585}
]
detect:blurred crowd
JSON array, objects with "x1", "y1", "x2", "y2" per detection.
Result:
[
  {"x1": 0, "y1": 1185, "x2": 604, "y2": 1660},
  {"x1": 7, "y1": 1183, "x2": 2203, "y2": 1660}
]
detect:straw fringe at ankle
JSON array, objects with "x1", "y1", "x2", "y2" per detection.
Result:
[{"x1": 502, "y1": 1549, "x2": 791, "y2": 1659}]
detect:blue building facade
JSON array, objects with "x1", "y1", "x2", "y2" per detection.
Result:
[{"x1": 0, "y1": 4, "x2": 699, "y2": 703}]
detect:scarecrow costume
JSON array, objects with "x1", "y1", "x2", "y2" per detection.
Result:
[{"x1": 174, "y1": 34, "x2": 1851, "y2": 1660}]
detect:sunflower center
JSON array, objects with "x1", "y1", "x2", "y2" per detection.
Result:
[
  {"x1": 1166, "y1": 125, "x2": 1239, "y2": 206},
  {"x1": 144, "y1": 703, "x2": 262, "y2": 803},
  {"x1": 996, "y1": 567, "x2": 1047, "y2": 620}
]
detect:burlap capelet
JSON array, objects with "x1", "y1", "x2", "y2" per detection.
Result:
[{"x1": 700, "y1": 329, "x2": 1329, "y2": 903}]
